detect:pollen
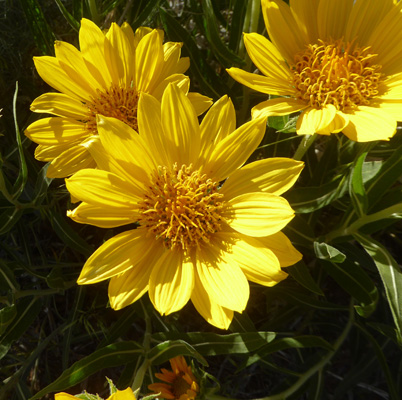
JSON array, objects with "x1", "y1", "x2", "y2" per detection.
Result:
[
  {"x1": 291, "y1": 38, "x2": 384, "y2": 111},
  {"x1": 85, "y1": 85, "x2": 139, "y2": 133},
  {"x1": 138, "y1": 163, "x2": 226, "y2": 252}
]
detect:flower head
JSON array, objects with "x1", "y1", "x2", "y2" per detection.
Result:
[
  {"x1": 66, "y1": 83, "x2": 303, "y2": 329},
  {"x1": 25, "y1": 19, "x2": 212, "y2": 178},
  {"x1": 227, "y1": 0, "x2": 402, "y2": 141},
  {"x1": 148, "y1": 356, "x2": 199, "y2": 400},
  {"x1": 55, "y1": 387, "x2": 135, "y2": 400}
]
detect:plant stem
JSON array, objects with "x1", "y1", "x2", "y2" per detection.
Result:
[{"x1": 293, "y1": 133, "x2": 317, "y2": 161}]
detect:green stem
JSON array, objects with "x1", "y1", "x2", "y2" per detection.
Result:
[
  {"x1": 326, "y1": 203, "x2": 402, "y2": 241},
  {"x1": 131, "y1": 301, "x2": 152, "y2": 392},
  {"x1": 87, "y1": 0, "x2": 99, "y2": 25},
  {"x1": 293, "y1": 133, "x2": 317, "y2": 161}
]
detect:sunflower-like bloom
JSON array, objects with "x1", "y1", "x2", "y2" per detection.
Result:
[
  {"x1": 66, "y1": 83, "x2": 303, "y2": 329},
  {"x1": 148, "y1": 356, "x2": 199, "y2": 400},
  {"x1": 227, "y1": 0, "x2": 402, "y2": 142},
  {"x1": 55, "y1": 387, "x2": 135, "y2": 400},
  {"x1": 25, "y1": 19, "x2": 212, "y2": 178}
]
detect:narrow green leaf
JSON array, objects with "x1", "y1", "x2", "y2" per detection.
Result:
[
  {"x1": 0, "y1": 260, "x2": 20, "y2": 291},
  {"x1": 228, "y1": 0, "x2": 247, "y2": 51},
  {"x1": 320, "y1": 259, "x2": 378, "y2": 315},
  {"x1": 355, "y1": 233, "x2": 402, "y2": 344},
  {"x1": 201, "y1": 0, "x2": 245, "y2": 67},
  {"x1": 0, "y1": 208, "x2": 24, "y2": 235},
  {"x1": 314, "y1": 242, "x2": 346, "y2": 263},
  {"x1": 29, "y1": 342, "x2": 144, "y2": 400},
  {"x1": 151, "y1": 332, "x2": 275, "y2": 356},
  {"x1": 54, "y1": 0, "x2": 80, "y2": 31},
  {"x1": 0, "y1": 305, "x2": 17, "y2": 336},
  {"x1": 349, "y1": 152, "x2": 368, "y2": 217},
  {"x1": 245, "y1": 336, "x2": 333, "y2": 367},
  {"x1": 286, "y1": 261, "x2": 323, "y2": 295},
  {"x1": 132, "y1": 0, "x2": 160, "y2": 30},
  {"x1": 148, "y1": 340, "x2": 207, "y2": 366}
]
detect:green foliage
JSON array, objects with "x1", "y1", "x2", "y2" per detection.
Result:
[{"x1": 1, "y1": 1, "x2": 402, "y2": 399}]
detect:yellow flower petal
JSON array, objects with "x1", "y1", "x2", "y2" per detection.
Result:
[
  {"x1": 65, "y1": 168, "x2": 142, "y2": 209},
  {"x1": 161, "y1": 83, "x2": 201, "y2": 166},
  {"x1": 204, "y1": 117, "x2": 266, "y2": 182},
  {"x1": 243, "y1": 33, "x2": 293, "y2": 82},
  {"x1": 186, "y1": 92, "x2": 213, "y2": 116},
  {"x1": 224, "y1": 192, "x2": 295, "y2": 237},
  {"x1": 296, "y1": 105, "x2": 337, "y2": 136},
  {"x1": 227, "y1": 67, "x2": 293, "y2": 96},
  {"x1": 34, "y1": 140, "x2": 82, "y2": 162},
  {"x1": 105, "y1": 22, "x2": 133, "y2": 87},
  {"x1": 67, "y1": 201, "x2": 137, "y2": 228},
  {"x1": 290, "y1": 0, "x2": 320, "y2": 44},
  {"x1": 33, "y1": 56, "x2": 89, "y2": 101},
  {"x1": 79, "y1": 18, "x2": 112, "y2": 87},
  {"x1": 317, "y1": 0, "x2": 353, "y2": 41},
  {"x1": 191, "y1": 270, "x2": 233, "y2": 330},
  {"x1": 54, "y1": 40, "x2": 99, "y2": 96},
  {"x1": 221, "y1": 158, "x2": 304, "y2": 199},
  {"x1": 135, "y1": 29, "x2": 164, "y2": 92},
  {"x1": 121, "y1": 22, "x2": 136, "y2": 55},
  {"x1": 218, "y1": 232, "x2": 288, "y2": 287},
  {"x1": 251, "y1": 97, "x2": 307, "y2": 119},
  {"x1": 160, "y1": 42, "x2": 184, "y2": 80},
  {"x1": 108, "y1": 388, "x2": 136, "y2": 400},
  {"x1": 345, "y1": 0, "x2": 396, "y2": 46},
  {"x1": 25, "y1": 117, "x2": 88, "y2": 145},
  {"x1": 30, "y1": 93, "x2": 87, "y2": 119},
  {"x1": 196, "y1": 244, "x2": 249, "y2": 312},
  {"x1": 55, "y1": 394, "x2": 77, "y2": 400},
  {"x1": 97, "y1": 115, "x2": 158, "y2": 182},
  {"x1": 47, "y1": 143, "x2": 95, "y2": 178},
  {"x1": 77, "y1": 229, "x2": 150, "y2": 284},
  {"x1": 255, "y1": 232, "x2": 303, "y2": 268},
  {"x1": 261, "y1": 0, "x2": 308, "y2": 62},
  {"x1": 199, "y1": 95, "x2": 236, "y2": 161},
  {"x1": 108, "y1": 240, "x2": 164, "y2": 310},
  {"x1": 342, "y1": 106, "x2": 396, "y2": 141},
  {"x1": 150, "y1": 73, "x2": 190, "y2": 101},
  {"x1": 149, "y1": 249, "x2": 194, "y2": 315}
]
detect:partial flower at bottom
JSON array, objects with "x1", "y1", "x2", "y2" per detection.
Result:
[
  {"x1": 55, "y1": 387, "x2": 135, "y2": 400},
  {"x1": 66, "y1": 83, "x2": 304, "y2": 329},
  {"x1": 148, "y1": 356, "x2": 199, "y2": 400},
  {"x1": 25, "y1": 18, "x2": 212, "y2": 178},
  {"x1": 227, "y1": 0, "x2": 402, "y2": 141}
]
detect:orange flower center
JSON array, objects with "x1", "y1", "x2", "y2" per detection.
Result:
[
  {"x1": 291, "y1": 39, "x2": 384, "y2": 110},
  {"x1": 138, "y1": 163, "x2": 225, "y2": 251},
  {"x1": 85, "y1": 85, "x2": 139, "y2": 133}
]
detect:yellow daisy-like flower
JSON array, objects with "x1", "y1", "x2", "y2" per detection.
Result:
[
  {"x1": 25, "y1": 19, "x2": 212, "y2": 178},
  {"x1": 65, "y1": 83, "x2": 303, "y2": 329},
  {"x1": 148, "y1": 356, "x2": 199, "y2": 400},
  {"x1": 227, "y1": 0, "x2": 402, "y2": 141},
  {"x1": 55, "y1": 387, "x2": 135, "y2": 400}
]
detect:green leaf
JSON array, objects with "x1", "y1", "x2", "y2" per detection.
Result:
[
  {"x1": 53, "y1": 0, "x2": 80, "y2": 31},
  {"x1": 349, "y1": 151, "x2": 368, "y2": 217},
  {"x1": 355, "y1": 233, "x2": 402, "y2": 344},
  {"x1": 366, "y1": 142, "x2": 402, "y2": 211},
  {"x1": 148, "y1": 340, "x2": 207, "y2": 366},
  {"x1": 29, "y1": 342, "x2": 144, "y2": 400},
  {"x1": 33, "y1": 164, "x2": 52, "y2": 206},
  {"x1": 245, "y1": 336, "x2": 333, "y2": 367},
  {"x1": 287, "y1": 176, "x2": 348, "y2": 213},
  {"x1": 151, "y1": 332, "x2": 276, "y2": 356},
  {"x1": 132, "y1": 0, "x2": 160, "y2": 30},
  {"x1": 320, "y1": 258, "x2": 378, "y2": 316},
  {"x1": 0, "y1": 305, "x2": 17, "y2": 336},
  {"x1": 314, "y1": 242, "x2": 346, "y2": 263},
  {"x1": 0, "y1": 207, "x2": 24, "y2": 235},
  {"x1": 0, "y1": 297, "x2": 42, "y2": 358},
  {"x1": 201, "y1": 0, "x2": 245, "y2": 67},
  {"x1": 286, "y1": 261, "x2": 323, "y2": 295},
  {"x1": 0, "y1": 260, "x2": 20, "y2": 291}
]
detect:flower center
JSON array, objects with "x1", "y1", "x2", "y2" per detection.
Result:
[
  {"x1": 138, "y1": 163, "x2": 225, "y2": 252},
  {"x1": 291, "y1": 39, "x2": 384, "y2": 110},
  {"x1": 85, "y1": 85, "x2": 139, "y2": 133},
  {"x1": 172, "y1": 373, "x2": 193, "y2": 399}
]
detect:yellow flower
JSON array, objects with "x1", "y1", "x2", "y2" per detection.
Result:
[
  {"x1": 227, "y1": 0, "x2": 402, "y2": 142},
  {"x1": 148, "y1": 356, "x2": 199, "y2": 400},
  {"x1": 25, "y1": 19, "x2": 212, "y2": 178},
  {"x1": 55, "y1": 387, "x2": 135, "y2": 400},
  {"x1": 65, "y1": 83, "x2": 303, "y2": 329}
]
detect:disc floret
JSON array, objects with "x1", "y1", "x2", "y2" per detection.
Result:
[{"x1": 139, "y1": 163, "x2": 225, "y2": 251}]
